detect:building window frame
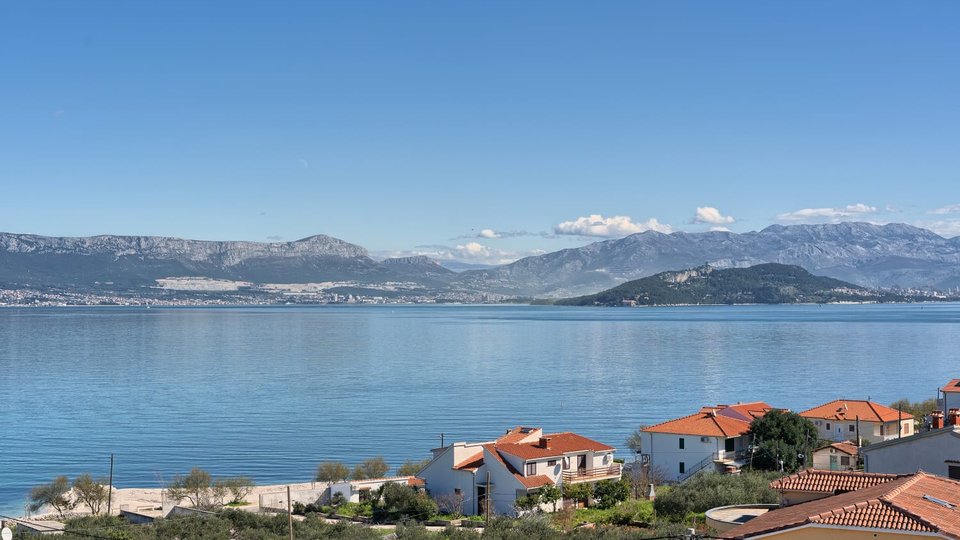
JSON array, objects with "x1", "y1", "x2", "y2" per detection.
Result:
[{"x1": 526, "y1": 462, "x2": 537, "y2": 476}]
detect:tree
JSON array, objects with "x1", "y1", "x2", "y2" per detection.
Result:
[
  {"x1": 563, "y1": 482, "x2": 593, "y2": 507},
  {"x1": 352, "y1": 457, "x2": 390, "y2": 480},
  {"x1": 747, "y1": 410, "x2": 819, "y2": 472},
  {"x1": 514, "y1": 492, "x2": 540, "y2": 513},
  {"x1": 72, "y1": 474, "x2": 108, "y2": 515},
  {"x1": 538, "y1": 484, "x2": 561, "y2": 512},
  {"x1": 29, "y1": 476, "x2": 75, "y2": 518},
  {"x1": 624, "y1": 426, "x2": 647, "y2": 459},
  {"x1": 889, "y1": 398, "x2": 937, "y2": 425},
  {"x1": 165, "y1": 468, "x2": 220, "y2": 509},
  {"x1": 593, "y1": 479, "x2": 629, "y2": 509},
  {"x1": 223, "y1": 476, "x2": 255, "y2": 504},
  {"x1": 433, "y1": 492, "x2": 464, "y2": 517},
  {"x1": 397, "y1": 459, "x2": 432, "y2": 477},
  {"x1": 653, "y1": 472, "x2": 779, "y2": 519},
  {"x1": 315, "y1": 461, "x2": 350, "y2": 483}
]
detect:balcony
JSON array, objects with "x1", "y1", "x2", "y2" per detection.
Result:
[{"x1": 562, "y1": 463, "x2": 622, "y2": 483}]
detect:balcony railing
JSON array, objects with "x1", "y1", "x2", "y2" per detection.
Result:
[{"x1": 562, "y1": 464, "x2": 622, "y2": 483}]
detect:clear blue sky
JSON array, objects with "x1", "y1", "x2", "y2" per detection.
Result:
[{"x1": 2, "y1": 2, "x2": 958, "y2": 263}]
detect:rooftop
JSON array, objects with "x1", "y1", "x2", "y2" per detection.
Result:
[
  {"x1": 943, "y1": 379, "x2": 960, "y2": 394},
  {"x1": 642, "y1": 402, "x2": 774, "y2": 438},
  {"x1": 814, "y1": 441, "x2": 859, "y2": 456},
  {"x1": 495, "y1": 432, "x2": 615, "y2": 460},
  {"x1": 722, "y1": 472, "x2": 960, "y2": 539},
  {"x1": 799, "y1": 399, "x2": 914, "y2": 423},
  {"x1": 771, "y1": 469, "x2": 907, "y2": 494}
]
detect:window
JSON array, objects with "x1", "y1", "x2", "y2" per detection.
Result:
[
  {"x1": 826, "y1": 423, "x2": 831, "y2": 430},
  {"x1": 562, "y1": 456, "x2": 570, "y2": 470},
  {"x1": 526, "y1": 462, "x2": 537, "y2": 476},
  {"x1": 679, "y1": 437, "x2": 685, "y2": 449},
  {"x1": 454, "y1": 488, "x2": 461, "y2": 495},
  {"x1": 679, "y1": 462, "x2": 685, "y2": 474},
  {"x1": 840, "y1": 456, "x2": 850, "y2": 466},
  {"x1": 849, "y1": 424, "x2": 855, "y2": 432},
  {"x1": 949, "y1": 465, "x2": 960, "y2": 480},
  {"x1": 547, "y1": 459, "x2": 557, "y2": 466},
  {"x1": 880, "y1": 425, "x2": 885, "y2": 436},
  {"x1": 725, "y1": 438, "x2": 735, "y2": 452}
]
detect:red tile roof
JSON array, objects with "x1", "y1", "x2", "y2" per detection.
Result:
[
  {"x1": 642, "y1": 410, "x2": 752, "y2": 438},
  {"x1": 771, "y1": 469, "x2": 906, "y2": 494},
  {"x1": 482, "y1": 444, "x2": 554, "y2": 489},
  {"x1": 716, "y1": 402, "x2": 776, "y2": 422},
  {"x1": 943, "y1": 379, "x2": 960, "y2": 394},
  {"x1": 495, "y1": 432, "x2": 614, "y2": 460},
  {"x1": 407, "y1": 477, "x2": 425, "y2": 487},
  {"x1": 452, "y1": 452, "x2": 484, "y2": 471},
  {"x1": 800, "y1": 399, "x2": 914, "y2": 423},
  {"x1": 496, "y1": 426, "x2": 541, "y2": 444},
  {"x1": 722, "y1": 472, "x2": 960, "y2": 539},
  {"x1": 813, "y1": 441, "x2": 859, "y2": 457}
]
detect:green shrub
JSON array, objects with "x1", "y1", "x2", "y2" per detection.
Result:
[{"x1": 653, "y1": 472, "x2": 779, "y2": 519}]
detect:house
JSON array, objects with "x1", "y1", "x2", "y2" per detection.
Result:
[
  {"x1": 811, "y1": 441, "x2": 859, "y2": 471},
  {"x1": 941, "y1": 379, "x2": 960, "y2": 415},
  {"x1": 639, "y1": 402, "x2": 775, "y2": 482},
  {"x1": 417, "y1": 426, "x2": 620, "y2": 516},
  {"x1": 799, "y1": 399, "x2": 914, "y2": 444},
  {"x1": 720, "y1": 471, "x2": 960, "y2": 539},
  {"x1": 769, "y1": 469, "x2": 906, "y2": 507},
  {"x1": 9, "y1": 520, "x2": 65, "y2": 536},
  {"x1": 861, "y1": 424, "x2": 960, "y2": 479}
]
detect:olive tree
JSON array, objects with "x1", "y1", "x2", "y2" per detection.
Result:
[
  {"x1": 29, "y1": 476, "x2": 75, "y2": 518},
  {"x1": 72, "y1": 474, "x2": 108, "y2": 515},
  {"x1": 315, "y1": 461, "x2": 350, "y2": 483},
  {"x1": 166, "y1": 468, "x2": 222, "y2": 510},
  {"x1": 224, "y1": 476, "x2": 256, "y2": 504},
  {"x1": 352, "y1": 457, "x2": 390, "y2": 480}
]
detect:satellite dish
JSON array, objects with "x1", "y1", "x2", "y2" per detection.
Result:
[{"x1": 2, "y1": 526, "x2": 13, "y2": 540}]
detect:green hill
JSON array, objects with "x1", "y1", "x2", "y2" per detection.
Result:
[{"x1": 552, "y1": 263, "x2": 902, "y2": 306}]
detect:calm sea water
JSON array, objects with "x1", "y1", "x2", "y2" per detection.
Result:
[{"x1": 2, "y1": 303, "x2": 958, "y2": 515}]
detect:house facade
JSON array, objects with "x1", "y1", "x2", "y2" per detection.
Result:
[
  {"x1": 940, "y1": 379, "x2": 960, "y2": 419},
  {"x1": 811, "y1": 441, "x2": 858, "y2": 471},
  {"x1": 640, "y1": 402, "x2": 774, "y2": 482},
  {"x1": 799, "y1": 400, "x2": 914, "y2": 444},
  {"x1": 417, "y1": 426, "x2": 620, "y2": 516},
  {"x1": 861, "y1": 425, "x2": 960, "y2": 480}
]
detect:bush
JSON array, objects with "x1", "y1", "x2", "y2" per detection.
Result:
[
  {"x1": 653, "y1": 472, "x2": 779, "y2": 519},
  {"x1": 372, "y1": 482, "x2": 438, "y2": 522},
  {"x1": 593, "y1": 479, "x2": 629, "y2": 509}
]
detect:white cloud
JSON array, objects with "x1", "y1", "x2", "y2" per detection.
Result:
[
  {"x1": 709, "y1": 226, "x2": 731, "y2": 232},
  {"x1": 478, "y1": 229, "x2": 500, "y2": 239},
  {"x1": 931, "y1": 204, "x2": 960, "y2": 215},
  {"x1": 776, "y1": 203, "x2": 878, "y2": 223},
  {"x1": 914, "y1": 220, "x2": 960, "y2": 238},
  {"x1": 554, "y1": 214, "x2": 673, "y2": 238},
  {"x1": 693, "y1": 206, "x2": 735, "y2": 225}
]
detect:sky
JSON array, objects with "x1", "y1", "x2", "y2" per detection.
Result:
[{"x1": 1, "y1": 2, "x2": 959, "y2": 264}]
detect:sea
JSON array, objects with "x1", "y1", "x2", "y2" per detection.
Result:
[{"x1": 2, "y1": 303, "x2": 958, "y2": 515}]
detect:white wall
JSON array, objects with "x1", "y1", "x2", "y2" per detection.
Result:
[
  {"x1": 808, "y1": 419, "x2": 912, "y2": 444},
  {"x1": 862, "y1": 428, "x2": 960, "y2": 478},
  {"x1": 419, "y1": 446, "x2": 480, "y2": 515},
  {"x1": 642, "y1": 432, "x2": 723, "y2": 482},
  {"x1": 944, "y1": 392, "x2": 960, "y2": 416}
]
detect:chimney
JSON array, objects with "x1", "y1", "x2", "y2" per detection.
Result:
[
  {"x1": 932, "y1": 411, "x2": 944, "y2": 430},
  {"x1": 949, "y1": 409, "x2": 960, "y2": 427},
  {"x1": 538, "y1": 437, "x2": 550, "y2": 448}
]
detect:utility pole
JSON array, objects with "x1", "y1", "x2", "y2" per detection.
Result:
[
  {"x1": 856, "y1": 416, "x2": 861, "y2": 448},
  {"x1": 286, "y1": 485, "x2": 294, "y2": 540},
  {"x1": 107, "y1": 454, "x2": 114, "y2": 516},
  {"x1": 898, "y1": 404, "x2": 903, "y2": 438},
  {"x1": 485, "y1": 471, "x2": 491, "y2": 523}
]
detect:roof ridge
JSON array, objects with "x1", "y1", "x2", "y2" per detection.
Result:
[{"x1": 879, "y1": 471, "x2": 926, "y2": 502}]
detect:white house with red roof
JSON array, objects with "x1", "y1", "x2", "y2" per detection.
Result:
[
  {"x1": 640, "y1": 402, "x2": 774, "y2": 483},
  {"x1": 799, "y1": 399, "x2": 914, "y2": 444},
  {"x1": 940, "y1": 379, "x2": 960, "y2": 421},
  {"x1": 417, "y1": 426, "x2": 620, "y2": 516}
]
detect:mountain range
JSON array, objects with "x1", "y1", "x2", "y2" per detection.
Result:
[{"x1": 2, "y1": 222, "x2": 959, "y2": 299}]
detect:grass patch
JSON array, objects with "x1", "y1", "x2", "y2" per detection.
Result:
[{"x1": 224, "y1": 501, "x2": 251, "y2": 507}]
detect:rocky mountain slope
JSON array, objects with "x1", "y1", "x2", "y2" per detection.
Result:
[{"x1": 454, "y1": 223, "x2": 960, "y2": 297}]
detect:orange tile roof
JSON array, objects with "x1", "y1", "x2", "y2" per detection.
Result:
[
  {"x1": 495, "y1": 432, "x2": 614, "y2": 460},
  {"x1": 771, "y1": 469, "x2": 906, "y2": 494},
  {"x1": 496, "y1": 426, "x2": 541, "y2": 444},
  {"x1": 643, "y1": 410, "x2": 752, "y2": 437},
  {"x1": 716, "y1": 402, "x2": 776, "y2": 422},
  {"x1": 452, "y1": 452, "x2": 484, "y2": 471},
  {"x1": 722, "y1": 472, "x2": 960, "y2": 539},
  {"x1": 799, "y1": 399, "x2": 914, "y2": 423},
  {"x1": 407, "y1": 477, "x2": 425, "y2": 487},
  {"x1": 481, "y1": 444, "x2": 555, "y2": 489},
  {"x1": 813, "y1": 441, "x2": 859, "y2": 457},
  {"x1": 943, "y1": 379, "x2": 960, "y2": 393}
]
